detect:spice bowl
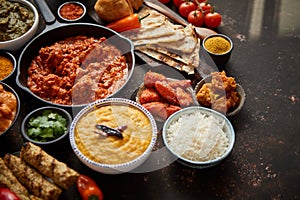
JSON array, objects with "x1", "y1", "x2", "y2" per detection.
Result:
[
  {"x1": 57, "y1": 1, "x2": 86, "y2": 22},
  {"x1": 0, "y1": 0, "x2": 39, "y2": 51},
  {"x1": 0, "y1": 51, "x2": 16, "y2": 82},
  {"x1": 21, "y1": 106, "x2": 72, "y2": 149},
  {"x1": 202, "y1": 34, "x2": 233, "y2": 70}
]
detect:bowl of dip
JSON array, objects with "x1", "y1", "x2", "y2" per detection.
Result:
[
  {"x1": 0, "y1": 82, "x2": 20, "y2": 137},
  {"x1": 57, "y1": 1, "x2": 86, "y2": 22},
  {"x1": 69, "y1": 98, "x2": 158, "y2": 174},
  {"x1": 162, "y1": 106, "x2": 235, "y2": 169},
  {"x1": 0, "y1": 0, "x2": 39, "y2": 51},
  {"x1": 202, "y1": 34, "x2": 233, "y2": 70}
]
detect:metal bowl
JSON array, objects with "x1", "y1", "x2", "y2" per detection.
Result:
[
  {"x1": 0, "y1": 0, "x2": 39, "y2": 51},
  {"x1": 16, "y1": 23, "x2": 135, "y2": 108}
]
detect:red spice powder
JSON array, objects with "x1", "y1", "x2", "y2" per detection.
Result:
[{"x1": 59, "y1": 3, "x2": 84, "y2": 20}]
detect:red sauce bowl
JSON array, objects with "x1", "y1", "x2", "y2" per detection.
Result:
[{"x1": 58, "y1": 1, "x2": 86, "y2": 22}]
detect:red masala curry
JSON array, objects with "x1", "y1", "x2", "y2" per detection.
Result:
[{"x1": 27, "y1": 36, "x2": 128, "y2": 105}]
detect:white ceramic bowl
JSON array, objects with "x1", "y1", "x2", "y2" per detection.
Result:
[
  {"x1": 69, "y1": 98, "x2": 158, "y2": 174},
  {"x1": 162, "y1": 106, "x2": 235, "y2": 169},
  {"x1": 0, "y1": 0, "x2": 39, "y2": 51}
]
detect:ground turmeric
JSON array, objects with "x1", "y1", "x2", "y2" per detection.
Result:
[
  {"x1": 0, "y1": 55, "x2": 14, "y2": 80},
  {"x1": 204, "y1": 36, "x2": 231, "y2": 54}
]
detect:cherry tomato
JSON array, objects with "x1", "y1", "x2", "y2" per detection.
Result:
[
  {"x1": 173, "y1": 0, "x2": 185, "y2": 7},
  {"x1": 0, "y1": 188, "x2": 20, "y2": 200},
  {"x1": 192, "y1": 0, "x2": 206, "y2": 6},
  {"x1": 179, "y1": 2, "x2": 196, "y2": 18},
  {"x1": 204, "y1": 11, "x2": 222, "y2": 28},
  {"x1": 199, "y1": 2, "x2": 212, "y2": 15},
  {"x1": 76, "y1": 175, "x2": 103, "y2": 200},
  {"x1": 187, "y1": 10, "x2": 204, "y2": 27},
  {"x1": 158, "y1": 0, "x2": 170, "y2": 4}
]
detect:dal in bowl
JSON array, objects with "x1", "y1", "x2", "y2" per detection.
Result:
[{"x1": 69, "y1": 98, "x2": 157, "y2": 174}]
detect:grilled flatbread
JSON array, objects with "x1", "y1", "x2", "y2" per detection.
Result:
[
  {"x1": 133, "y1": 23, "x2": 185, "y2": 44},
  {"x1": 137, "y1": 47, "x2": 195, "y2": 74},
  {"x1": 127, "y1": 6, "x2": 200, "y2": 74}
]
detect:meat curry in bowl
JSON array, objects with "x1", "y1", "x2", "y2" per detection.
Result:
[{"x1": 16, "y1": 23, "x2": 135, "y2": 108}]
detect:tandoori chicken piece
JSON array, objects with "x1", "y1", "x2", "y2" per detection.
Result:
[
  {"x1": 139, "y1": 88, "x2": 163, "y2": 104},
  {"x1": 143, "y1": 71, "x2": 166, "y2": 88},
  {"x1": 142, "y1": 102, "x2": 181, "y2": 120}
]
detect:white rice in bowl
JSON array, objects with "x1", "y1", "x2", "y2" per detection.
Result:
[{"x1": 164, "y1": 107, "x2": 233, "y2": 163}]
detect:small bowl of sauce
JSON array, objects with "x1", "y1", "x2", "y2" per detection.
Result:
[
  {"x1": 58, "y1": 1, "x2": 86, "y2": 22},
  {"x1": 202, "y1": 34, "x2": 233, "y2": 70},
  {"x1": 0, "y1": 51, "x2": 16, "y2": 82}
]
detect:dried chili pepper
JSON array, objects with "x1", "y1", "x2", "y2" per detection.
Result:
[
  {"x1": 76, "y1": 175, "x2": 103, "y2": 200},
  {"x1": 95, "y1": 124, "x2": 126, "y2": 139},
  {"x1": 106, "y1": 13, "x2": 149, "y2": 33}
]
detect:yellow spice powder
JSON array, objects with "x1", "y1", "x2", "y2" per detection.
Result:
[
  {"x1": 204, "y1": 36, "x2": 231, "y2": 54},
  {"x1": 0, "y1": 56, "x2": 14, "y2": 80}
]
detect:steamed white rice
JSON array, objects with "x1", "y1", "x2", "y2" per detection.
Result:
[{"x1": 165, "y1": 111, "x2": 229, "y2": 162}]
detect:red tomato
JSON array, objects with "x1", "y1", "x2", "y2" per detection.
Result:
[
  {"x1": 179, "y1": 2, "x2": 196, "y2": 18},
  {"x1": 76, "y1": 175, "x2": 103, "y2": 200},
  {"x1": 187, "y1": 10, "x2": 204, "y2": 27},
  {"x1": 192, "y1": 0, "x2": 206, "y2": 6},
  {"x1": 204, "y1": 12, "x2": 222, "y2": 28},
  {"x1": 0, "y1": 188, "x2": 20, "y2": 200},
  {"x1": 158, "y1": 0, "x2": 170, "y2": 4},
  {"x1": 199, "y1": 2, "x2": 212, "y2": 15},
  {"x1": 173, "y1": 0, "x2": 185, "y2": 7}
]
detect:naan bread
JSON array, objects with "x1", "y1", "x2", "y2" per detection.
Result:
[
  {"x1": 137, "y1": 47, "x2": 195, "y2": 75},
  {"x1": 133, "y1": 23, "x2": 185, "y2": 43},
  {"x1": 152, "y1": 24, "x2": 198, "y2": 53},
  {"x1": 139, "y1": 6, "x2": 168, "y2": 29},
  {"x1": 142, "y1": 37, "x2": 201, "y2": 68},
  {"x1": 125, "y1": 6, "x2": 200, "y2": 74}
]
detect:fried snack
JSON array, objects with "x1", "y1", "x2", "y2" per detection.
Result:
[
  {"x1": 0, "y1": 158, "x2": 30, "y2": 200},
  {"x1": 94, "y1": 0, "x2": 133, "y2": 22},
  {"x1": 3, "y1": 154, "x2": 62, "y2": 200},
  {"x1": 196, "y1": 71, "x2": 240, "y2": 113},
  {"x1": 20, "y1": 142, "x2": 79, "y2": 190}
]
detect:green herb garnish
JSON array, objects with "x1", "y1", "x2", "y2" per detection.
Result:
[{"x1": 27, "y1": 110, "x2": 68, "y2": 142}]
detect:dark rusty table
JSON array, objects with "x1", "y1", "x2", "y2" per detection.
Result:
[{"x1": 1, "y1": 0, "x2": 299, "y2": 199}]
